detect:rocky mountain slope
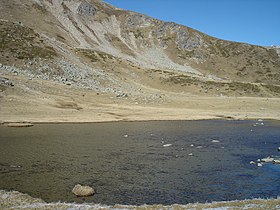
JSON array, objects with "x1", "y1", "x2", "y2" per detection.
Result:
[{"x1": 0, "y1": 0, "x2": 280, "y2": 123}]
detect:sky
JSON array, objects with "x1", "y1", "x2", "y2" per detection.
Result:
[{"x1": 104, "y1": 0, "x2": 280, "y2": 46}]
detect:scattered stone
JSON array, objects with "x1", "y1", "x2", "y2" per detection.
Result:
[
  {"x1": 196, "y1": 146, "x2": 203, "y2": 149},
  {"x1": 190, "y1": 144, "x2": 194, "y2": 147},
  {"x1": 123, "y1": 134, "x2": 128, "y2": 138},
  {"x1": 250, "y1": 161, "x2": 255, "y2": 164},
  {"x1": 0, "y1": 77, "x2": 14, "y2": 86},
  {"x1": 116, "y1": 92, "x2": 128, "y2": 98},
  {"x1": 258, "y1": 119, "x2": 263, "y2": 122},
  {"x1": 163, "y1": 144, "x2": 172, "y2": 147},
  {"x1": 10, "y1": 165, "x2": 21, "y2": 168},
  {"x1": 211, "y1": 140, "x2": 220, "y2": 143},
  {"x1": 72, "y1": 184, "x2": 95, "y2": 197},
  {"x1": 188, "y1": 153, "x2": 193, "y2": 156}
]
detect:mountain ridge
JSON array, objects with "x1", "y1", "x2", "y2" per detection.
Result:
[
  {"x1": 0, "y1": 0, "x2": 280, "y2": 123},
  {"x1": 1, "y1": 0, "x2": 279, "y2": 84}
]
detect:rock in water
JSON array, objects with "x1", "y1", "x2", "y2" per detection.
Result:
[
  {"x1": 261, "y1": 157, "x2": 274, "y2": 163},
  {"x1": 211, "y1": 140, "x2": 220, "y2": 143},
  {"x1": 257, "y1": 163, "x2": 263, "y2": 167},
  {"x1": 273, "y1": 159, "x2": 280, "y2": 164},
  {"x1": 72, "y1": 184, "x2": 95, "y2": 197},
  {"x1": 278, "y1": 147, "x2": 280, "y2": 152}
]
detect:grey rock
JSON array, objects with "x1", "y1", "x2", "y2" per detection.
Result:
[
  {"x1": 78, "y1": 2, "x2": 96, "y2": 16},
  {"x1": 176, "y1": 29, "x2": 201, "y2": 51},
  {"x1": 156, "y1": 22, "x2": 178, "y2": 37},
  {"x1": 126, "y1": 14, "x2": 153, "y2": 28},
  {"x1": 116, "y1": 92, "x2": 128, "y2": 98},
  {"x1": 0, "y1": 77, "x2": 14, "y2": 86}
]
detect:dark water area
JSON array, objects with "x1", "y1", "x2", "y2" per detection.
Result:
[{"x1": 0, "y1": 120, "x2": 280, "y2": 205}]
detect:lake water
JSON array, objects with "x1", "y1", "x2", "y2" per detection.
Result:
[{"x1": 0, "y1": 120, "x2": 280, "y2": 205}]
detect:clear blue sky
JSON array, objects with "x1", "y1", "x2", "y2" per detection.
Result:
[{"x1": 104, "y1": 0, "x2": 280, "y2": 46}]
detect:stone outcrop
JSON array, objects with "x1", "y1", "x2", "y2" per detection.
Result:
[
  {"x1": 1, "y1": 0, "x2": 280, "y2": 100},
  {"x1": 77, "y1": 2, "x2": 96, "y2": 16}
]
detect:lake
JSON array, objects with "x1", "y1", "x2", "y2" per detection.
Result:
[{"x1": 0, "y1": 120, "x2": 280, "y2": 205}]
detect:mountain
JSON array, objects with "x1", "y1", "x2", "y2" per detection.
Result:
[{"x1": 0, "y1": 0, "x2": 280, "y2": 122}]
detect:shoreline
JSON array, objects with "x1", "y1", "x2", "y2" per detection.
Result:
[
  {"x1": 0, "y1": 107, "x2": 280, "y2": 127},
  {"x1": 2, "y1": 117, "x2": 280, "y2": 125},
  {"x1": 0, "y1": 189, "x2": 280, "y2": 209},
  {"x1": 1, "y1": 91, "x2": 280, "y2": 124}
]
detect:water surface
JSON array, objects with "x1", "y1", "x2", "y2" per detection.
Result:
[{"x1": 0, "y1": 120, "x2": 280, "y2": 205}]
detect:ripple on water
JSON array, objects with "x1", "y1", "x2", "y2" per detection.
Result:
[{"x1": 0, "y1": 120, "x2": 280, "y2": 205}]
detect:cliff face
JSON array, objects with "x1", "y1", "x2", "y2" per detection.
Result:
[{"x1": 0, "y1": 0, "x2": 280, "y2": 98}]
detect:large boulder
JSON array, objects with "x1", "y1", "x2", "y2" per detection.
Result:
[{"x1": 72, "y1": 184, "x2": 95, "y2": 197}]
